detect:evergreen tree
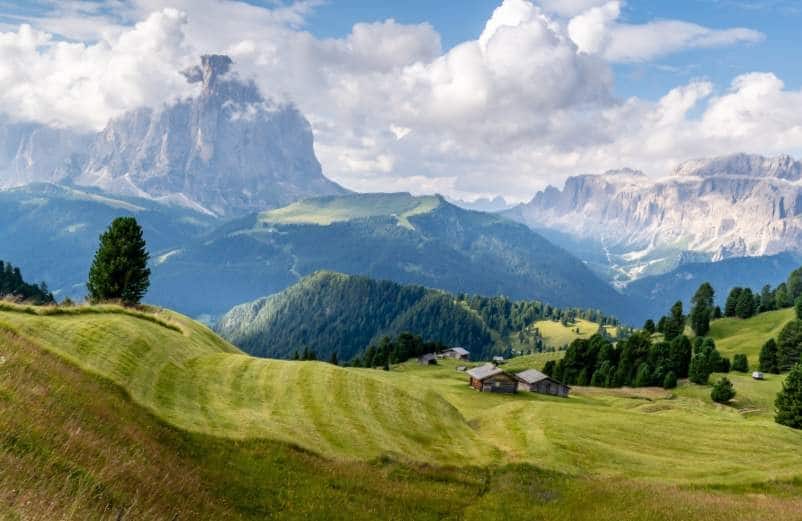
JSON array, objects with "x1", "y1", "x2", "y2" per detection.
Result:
[
  {"x1": 711, "y1": 377, "x2": 735, "y2": 404},
  {"x1": 689, "y1": 351, "x2": 712, "y2": 385},
  {"x1": 692, "y1": 282, "x2": 715, "y2": 309},
  {"x1": 634, "y1": 362, "x2": 652, "y2": 387},
  {"x1": 759, "y1": 338, "x2": 780, "y2": 374},
  {"x1": 329, "y1": 351, "x2": 339, "y2": 366},
  {"x1": 796, "y1": 297, "x2": 802, "y2": 320},
  {"x1": 663, "y1": 371, "x2": 677, "y2": 389},
  {"x1": 542, "y1": 360, "x2": 556, "y2": 377},
  {"x1": 775, "y1": 363, "x2": 802, "y2": 429},
  {"x1": 778, "y1": 320, "x2": 802, "y2": 371},
  {"x1": 724, "y1": 287, "x2": 742, "y2": 317},
  {"x1": 735, "y1": 288, "x2": 755, "y2": 319},
  {"x1": 732, "y1": 354, "x2": 749, "y2": 373},
  {"x1": 87, "y1": 217, "x2": 150, "y2": 305},
  {"x1": 668, "y1": 335, "x2": 693, "y2": 378},
  {"x1": 712, "y1": 306, "x2": 723, "y2": 320},
  {"x1": 643, "y1": 319, "x2": 656, "y2": 335},
  {"x1": 788, "y1": 268, "x2": 802, "y2": 302},
  {"x1": 663, "y1": 301, "x2": 685, "y2": 341},
  {"x1": 760, "y1": 284, "x2": 776, "y2": 312},
  {"x1": 690, "y1": 302, "x2": 711, "y2": 337},
  {"x1": 776, "y1": 283, "x2": 792, "y2": 309}
]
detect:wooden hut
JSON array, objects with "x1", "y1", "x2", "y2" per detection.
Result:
[
  {"x1": 441, "y1": 347, "x2": 470, "y2": 361},
  {"x1": 466, "y1": 364, "x2": 517, "y2": 394},
  {"x1": 514, "y1": 369, "x2": 569, "y2": 397},
  {"x1": 418, "y1": 353, "x2": 437, "y2": 365}
]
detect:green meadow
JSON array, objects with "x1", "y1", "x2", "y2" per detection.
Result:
[{"x1": 4, "y1": 303, "x2": 802, "y2": 519}]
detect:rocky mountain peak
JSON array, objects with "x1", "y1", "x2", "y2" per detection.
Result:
[
  {"x1": 672, "y1": 153, "x2": 802, "y2": 180},
  {"x1": 183, "y1": 54, "x2": 234, "y2": 94}
]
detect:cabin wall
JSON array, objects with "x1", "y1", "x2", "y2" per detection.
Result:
[{"x1": 480, "y1": 374, "x2": 517, "y2": 394}]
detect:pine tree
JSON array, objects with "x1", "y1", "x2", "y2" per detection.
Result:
[
  {"x1": 663, "y1": 371, "x2": 677, "y2": 389},
  {"x1": 711, "y1": 377, "x2": 735, "y2": 404},
  {"x1": 778, "y1": 320, "x2": 802, "y2": 371},
  {"x1": 776, "y1": 363, "x2": 802, "y2": 429},
  {"x1": 724, "y1": 287, "x2": 742, "y2": 317},
  {"x1": 634, "y1": 362, "x2": 652, "y2": 387},
  {"x1": 643, "y1": 319, "x2": 656, "y2": 335},
  {"x1": 732, "y1": 354, "x2": 749, "y2": 373},
  {"x1": 795, "y1": 297, "x2": 802, "y2": 320},
  {"x1": 87, "y1": 217, "x2": 150, "y2": 305},
  {"x1": 329, "y1": 351, "x2": 339, "y2": 366},
  {"x1": 759, "y1": 338, "x2": 780, "y2": 374},
  {"x1": 735, "y1": 288, "x2": 755, "y2": 319}
]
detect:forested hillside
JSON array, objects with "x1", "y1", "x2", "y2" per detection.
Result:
[
  {"x1": 0, "y1": 260, "x2": 53, "y2": 304},
  {"x1": 216, "y1": 271, "x2": 618, "y2": 361}
]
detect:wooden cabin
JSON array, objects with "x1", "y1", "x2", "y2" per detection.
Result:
[
  {"x1": 418, "y1": 353, "x2": 437, "y2": 365},
  {"x1": 466, "y1": 364, "x2": 517, "y2": 394},
  {"x1": 515, "y1": 369, "x2": 569, "y2": 397}
]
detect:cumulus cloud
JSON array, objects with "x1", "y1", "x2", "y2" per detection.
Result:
[
  {"x1": 567, "y1": 1, "x2": 764, "y2": 62},
  {"x1": 0, "y1": 8, "x2": 195, "y2": 129},
  {"x1": 0, "y1": 0, "x2": 794, "y2": 202}
]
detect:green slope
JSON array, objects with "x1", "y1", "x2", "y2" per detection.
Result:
[
  {"x1": 709, "y1": 308, "x2": 795, "y2": 365},
  {"x1": 7, "y1": 304, "x2": 802, "y2": 519},
  {"x1": 0, "y1": 303, "x2": 491, "y2": 465}
]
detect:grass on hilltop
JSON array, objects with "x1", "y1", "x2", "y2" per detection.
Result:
[
  {"x1": 709, "y1": 307, "x2": 795, "y2": 365},
  {"x1": 533, "y1": 319, "x2": 617, "y2": 349},
  {"x1": 6, "y1": 303, "x2": 802, "y2": 519}
]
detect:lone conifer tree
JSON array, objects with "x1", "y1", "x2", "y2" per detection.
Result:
[
  {"x1": 776, "y1": 363, "x2": 802, "y2": 429},
  {"x1": 87, "y1": 217, "x2": 150, "y2": 305}
]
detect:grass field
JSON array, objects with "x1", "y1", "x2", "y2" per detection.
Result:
[
  {"x1": 533, "y1": 319, "x2": 617, "y2": 348},
  {"x1": 260, "y1": 193, "x2": 440, "y2": 228},
  {"x1": 5, "y1": 303, "x2": 802, "y2": 519},
  {"x1": 709, "y1": 308, "x2": 795, "y2": 365}
]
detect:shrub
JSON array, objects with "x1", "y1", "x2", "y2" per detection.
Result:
[
  {"x1": 732, "y1": 354, "x2": 749, "y2": 373},
  {"x1": 711, "y1": 377, "x2": 735, "y2": 404},
  {"x1": 663, "y1": 371, "x2": 677, "y2": 389}
]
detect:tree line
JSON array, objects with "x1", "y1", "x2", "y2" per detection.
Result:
[{"x1": 0, "y1": 260, "x2": 54, "y2": 304}]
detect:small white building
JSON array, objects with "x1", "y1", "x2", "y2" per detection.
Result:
[{"x1": 752, "y1": 371, "x2": 765, "y2": 380}]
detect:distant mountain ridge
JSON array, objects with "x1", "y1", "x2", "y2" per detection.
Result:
[
  {"x1": 0, "y1": 55, "x2": 346, "y2": 217},
  {"x1": 507, "y1": 153, "x2": 802, "y2": 284},
  {"x1": 152, "y1": 192, "x2": 634, "y2": 320}
]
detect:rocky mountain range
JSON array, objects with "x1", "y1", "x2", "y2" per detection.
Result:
[
  {"x1": 507, "y1": 154, "x2": 802, "y2": 284},
  {"x1": 0, "y1": 55, "x2": 346, "y2": 217}
]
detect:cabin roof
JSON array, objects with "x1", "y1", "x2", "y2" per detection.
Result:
[
  {"x1": 444, "y1": 347, "x2": 470, "y2": 356},
  {"x1": 467, "y1": 363, "x2": 505, "y2": 380},
  {"x1": 418, "y1": 353, "x2": 437, "y2": 362},
  {"x1": 515, "y1": 369, "x2": 551, "y2": 384}
]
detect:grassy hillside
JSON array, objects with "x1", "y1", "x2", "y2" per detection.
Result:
[
  {"x1": 7, "y1": 304, "x2": 802, "y2": 519},
  {"x1": 709, "y1": 307, "x2": 795, "y2": 365},
  {"x1": 0, "y1": 303, "x2": 490, "y2": 465}
]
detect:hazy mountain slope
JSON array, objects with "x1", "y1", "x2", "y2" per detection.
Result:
[
  {"x1": 508, "y1": 154, "x2": 802, "y2": 283},
  {"x1": 624, "y1": 253, "x2": 800, "y2": 320},
  {"x1": 155, "y1": 192, "x2": 633, "y2": 320},
  {"x1": 0, "y1": 183, "x2": 214, "y2": 300}
]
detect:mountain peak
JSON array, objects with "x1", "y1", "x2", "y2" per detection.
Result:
[
  {"x1": 672, "y1": 153, "x2": 802, "y2": 180},
  {"x1": 182, "y1": 54, "x2": 234, "y2": 93}
]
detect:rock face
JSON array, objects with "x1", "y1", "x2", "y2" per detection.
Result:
[
  {"x1": 0, "y1": 119, "x2": 91, "y2": 188},
  {"x1": 0, "y1": 55, "x2": 347, "y2": 217},
  {"x1": 509, "y1": 154, "x2": 802, "y2": 282}
]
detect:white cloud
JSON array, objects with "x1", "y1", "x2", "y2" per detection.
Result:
[
  {"x1": 0, "y1": 0, "x2": 794, "y2": 203},
  {"x1": 567, "y1": 1, "x2": 763, "y2": 62}
]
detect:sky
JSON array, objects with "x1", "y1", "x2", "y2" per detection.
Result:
[{"x1": 1, "y1": 0, "x2": 802, "y2": 202}]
